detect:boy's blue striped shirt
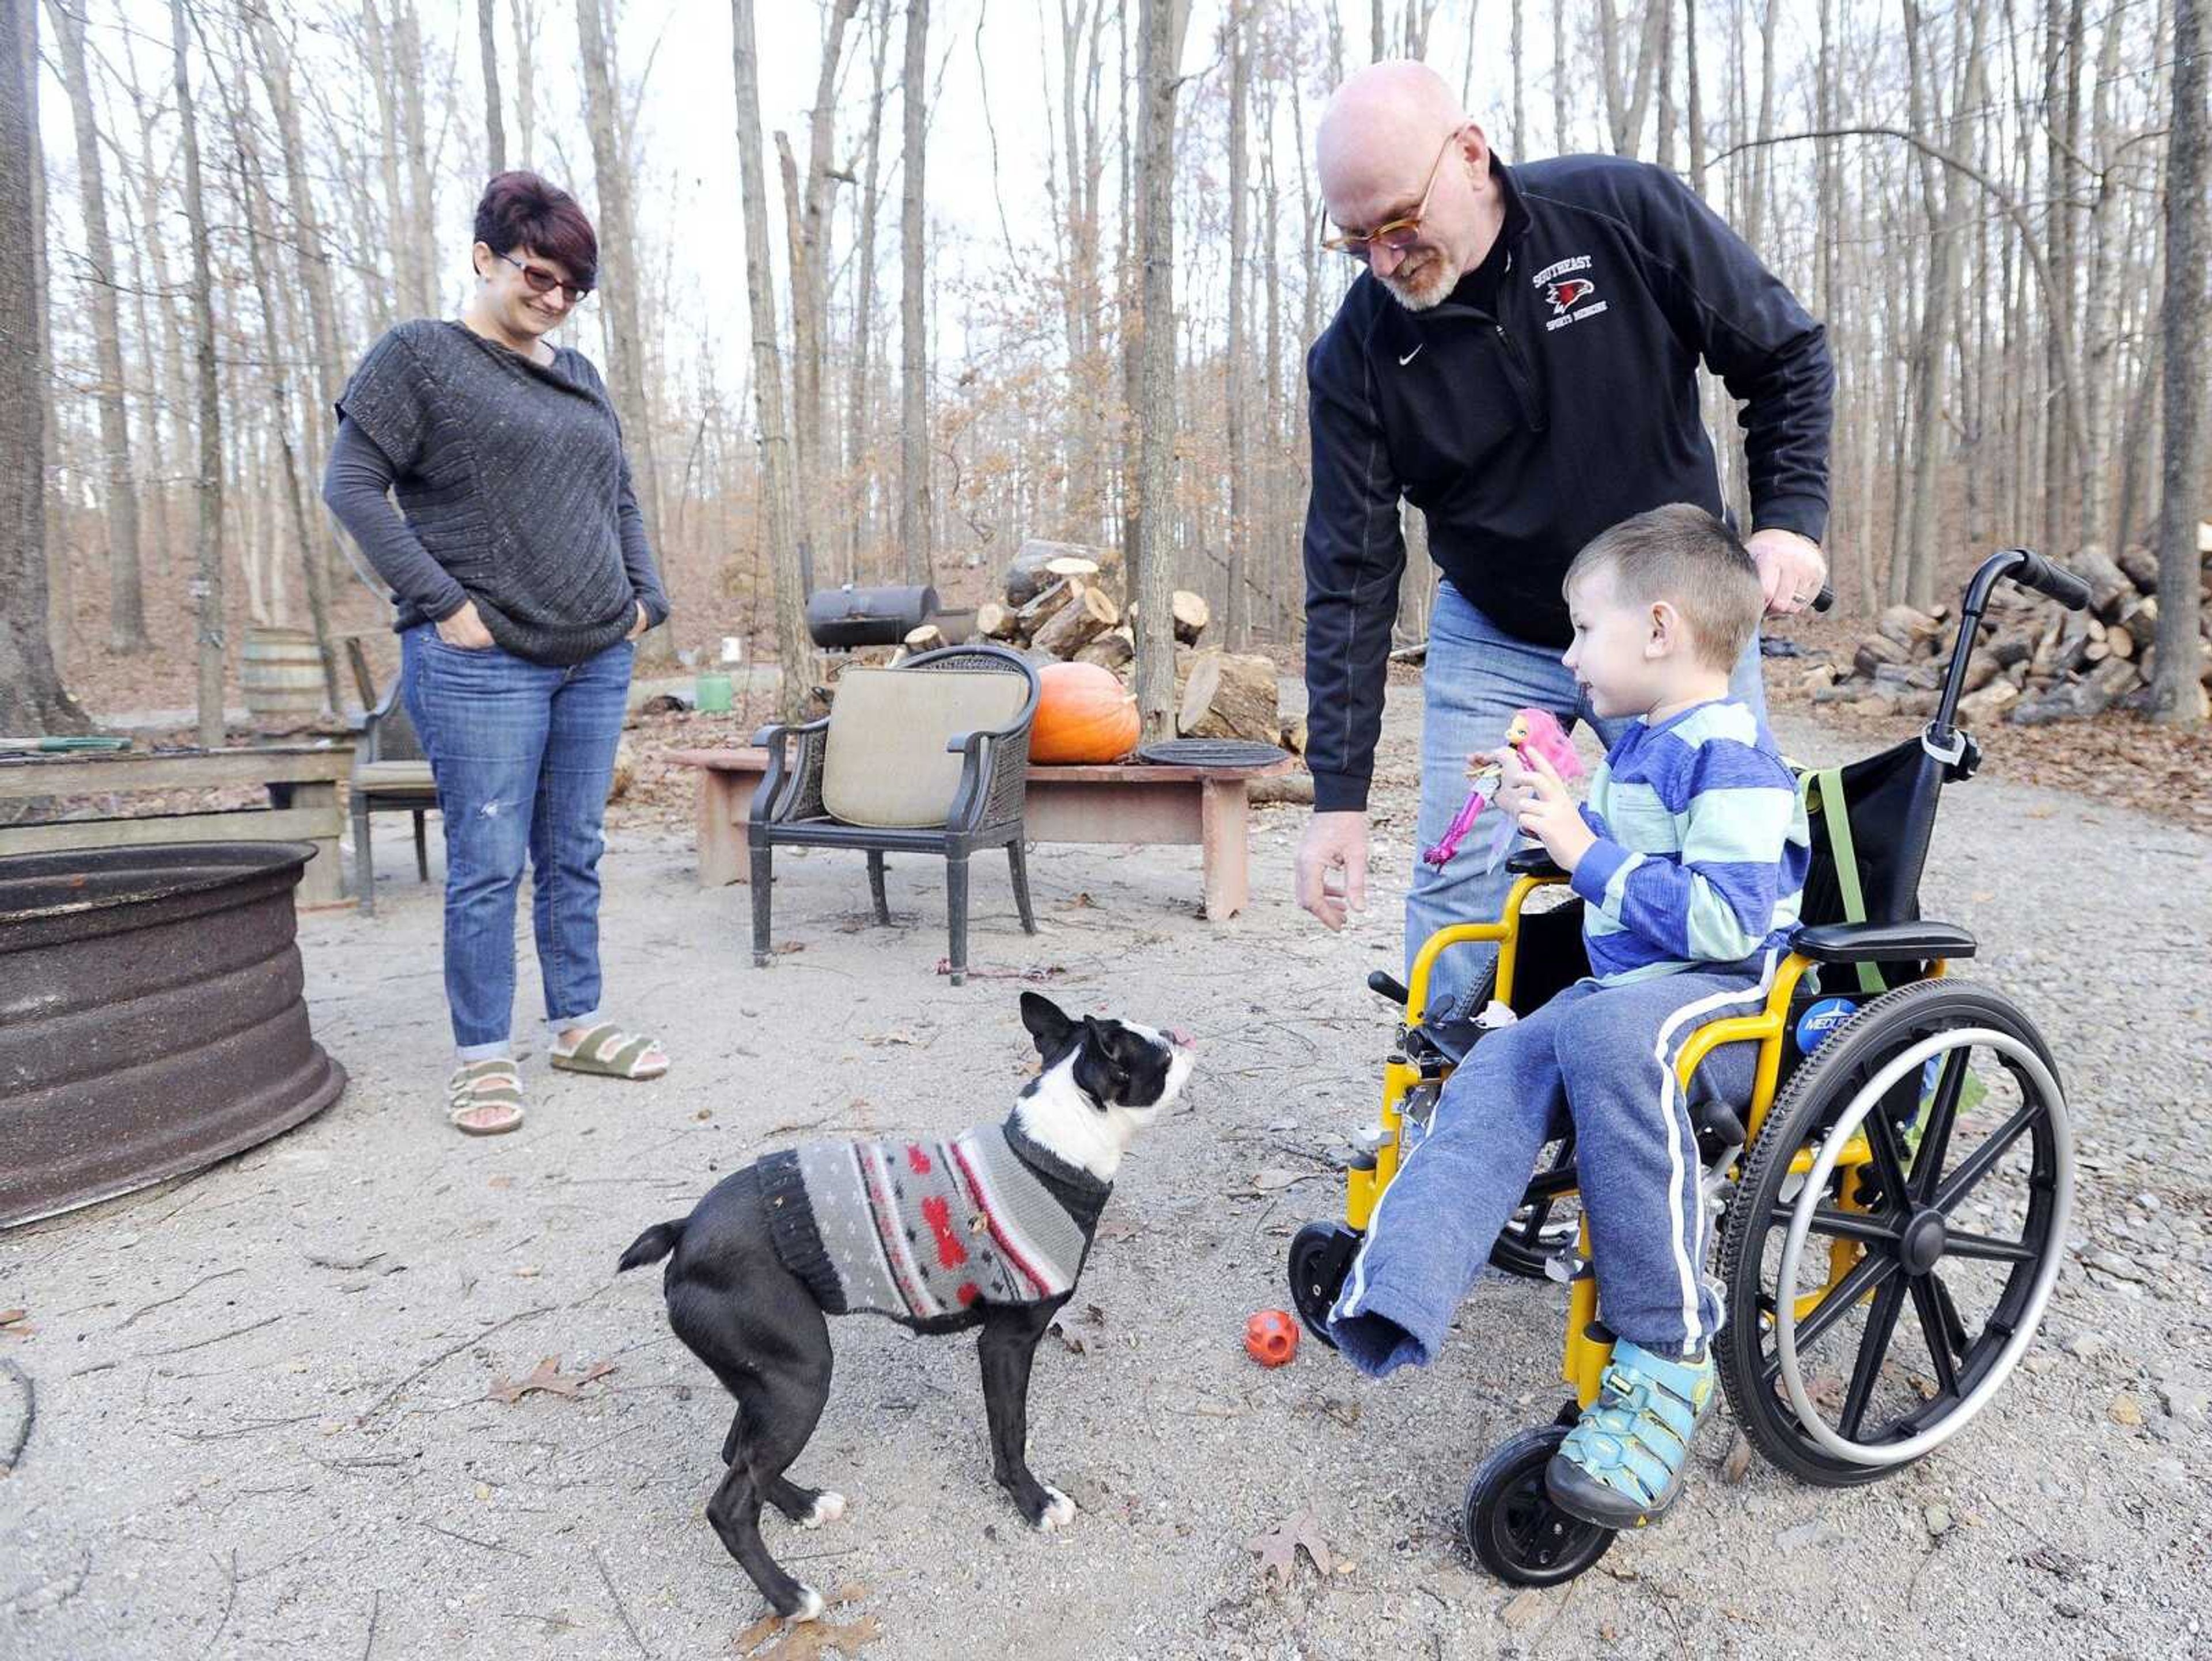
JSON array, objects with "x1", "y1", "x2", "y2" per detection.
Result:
[{"x1": 1568, "y1": 699, "x2": 1809, "y2": 985}]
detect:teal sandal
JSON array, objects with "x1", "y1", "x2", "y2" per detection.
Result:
[
  {"x1": 550, "y1": 1022, "x2": 669, "y2": 1081},
  {"x1": 448, "y1": 1058, "x2": 526, "y2": 1136},
  {"x1": 1545, "y1": 1339, "x2": 1717, "y2": 1530}
]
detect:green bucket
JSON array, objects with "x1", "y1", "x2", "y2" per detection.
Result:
[{"x1": 695, "y1": 672, "x2": 734, "y2": 714}]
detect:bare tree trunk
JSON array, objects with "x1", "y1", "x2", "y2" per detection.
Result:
[
  {"x1": 1225, "y1": 0, "x2": 1249, "y2": 649},
  {"x1": 511, "y1": 0, "x2": 536, "y2": 164},
  {"x1": 218, "y1": 19, "x2": 341, "y2": 713},
  {"x1": 479, "y1": 0, "x2": 506, "y2": 172},
  {"x1": 173, "y1": 0, "x2": 225, "y2": 748},
  {"x1": 1, "y1": 0, "x2": 85, "y2": 742},
  {"x1": 775, "y1": 0, "x2": 856, "y2": 597},
  {"x1": 1653, "y1": 0, "x2": 1675, "y2": 170},
  {"x1": 396, "y1": 2, "x2": 437, "y2": 316},
  {"x1": 1684, "y1": 0, "x2": 1705, "y2": 193},
  {"x1": 1553, "y1": 0, "x2": 1568, "y2": 151},
  {"x1": 732, "y1": 0, "x2": 809, "y2": 719},
  {"x1": 1510, "y1": 0, "x2": 1525, "y2": 155},
  {"x1": 248, "y1": 6, "x2": 348, "y2": 588},
  {"x1": 846, "y1": 0, "x2": 891, "y2": 579},
  {"x1": 48, "y1": 0, "x2": 148, "y2": 653},
  {"x1": 899, "y1": 0, "x2": 932, "y2": 582},
  {"x1": 2150, "y1": 0, "x2": 2207, "y2": 723},
  {"x1": 2041, "y1": 0, "x2": 2085, "y2": 550},
  {"x1": 1133, "y1": 0, "x2": 1188, "y2": 737},
  {"x1": 2075, "y1": 1, "x2": 2128, "y2": 548},
  {"x1": 576, "y1": 0, "x2": 670, "y2": 642}
]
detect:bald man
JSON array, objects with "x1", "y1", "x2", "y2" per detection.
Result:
[{"x1": 1293, "y1": 63, "x2": 1833, "y2": 1024}]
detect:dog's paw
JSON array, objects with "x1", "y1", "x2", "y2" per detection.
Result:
[
  {"x1": 1034, "y1": 1486, "x2": 1076, "y2": 1533},
  {"x1": 802, "y1": 1491, "x2": 847, "y2": 1529},
  {"x1": 786, "y1": 1584, "x2": 825, "y2": 1624}
]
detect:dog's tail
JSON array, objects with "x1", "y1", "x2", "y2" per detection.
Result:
[{"x1": 618, "y1": 1220, "x2": 684, "y2": 1272}]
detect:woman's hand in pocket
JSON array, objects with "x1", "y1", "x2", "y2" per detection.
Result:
[{"x1": 435, "y1": 599, "x2": 495, "y2": 650}]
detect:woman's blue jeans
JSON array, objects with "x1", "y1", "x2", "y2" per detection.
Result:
[
  {"x1": 400, "y1": 625, "x2": 635, "y2": 1059},
  {"x1": 1407, "y1": 582, "x2": 1766, "y2": 1023}
]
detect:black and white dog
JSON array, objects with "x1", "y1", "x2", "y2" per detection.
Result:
[{"x1": 620, "y1": 992, "x2": 1194, "y2": 1621}]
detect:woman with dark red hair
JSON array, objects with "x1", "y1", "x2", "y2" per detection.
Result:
[{"x1": 323, "y1": 172, "x2": 671, "y2": 1136}]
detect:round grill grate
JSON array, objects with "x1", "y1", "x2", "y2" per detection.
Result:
[{"x1": 1135, "y1": 738, "x2": 1290, "y2": 769}]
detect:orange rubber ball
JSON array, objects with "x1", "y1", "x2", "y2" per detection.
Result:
[{"x1": 1245, "y1": 1309, "x2": 1300, "y2": 1367}]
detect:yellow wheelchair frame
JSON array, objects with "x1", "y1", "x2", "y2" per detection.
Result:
[{"x1": 1349, "y1": 874, "x2": 1906, "y2": 1414}]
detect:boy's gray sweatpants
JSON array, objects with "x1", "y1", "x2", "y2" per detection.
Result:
[{"x1": 1328, "y1": 954, "x2": 1776, "y2": 1378}]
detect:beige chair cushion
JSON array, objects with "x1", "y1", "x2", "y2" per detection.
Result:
[
  {"x1": 354, "y1": 760, "x2": 437, "y2": 791},
  {"x1": 820, "y1": 668, "x2": 1028, "y2": 828}
]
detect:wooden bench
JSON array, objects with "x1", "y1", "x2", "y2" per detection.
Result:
[
  {"x1": 0, "y1": 744, "x2": 352, "y2": 906},
  {"x1": 671, "y1": 746, "x2": 1294, "y2": 920}
]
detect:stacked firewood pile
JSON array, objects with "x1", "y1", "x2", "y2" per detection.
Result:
[
  {"x1": 890, "y1": 539, "x2": 1299, "y2": 752},
  {"x1": 1805, "y1": 541, "x2": 2211, "y2": 726}
]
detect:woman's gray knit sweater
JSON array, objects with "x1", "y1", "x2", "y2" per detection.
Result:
[{"x1": 323, "y1": 318, "x2": 669, "y2": 666}]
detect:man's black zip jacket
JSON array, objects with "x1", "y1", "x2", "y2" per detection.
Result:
[{"x1": 1301, "y1": 153, "x2": 1834, "y2": 813}]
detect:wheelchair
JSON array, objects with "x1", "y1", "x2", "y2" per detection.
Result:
[{"x1": 1287, "y1": 548, "x2": 2088, "y2": 1586}]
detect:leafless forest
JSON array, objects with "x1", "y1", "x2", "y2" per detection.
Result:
[{"x1": 1, "y1": 0, "x2": 2205, "y2": 739}]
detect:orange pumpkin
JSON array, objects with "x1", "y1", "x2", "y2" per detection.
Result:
[{"x1": 1031, "y1": 661, "x2": 1139, "y2": 763}]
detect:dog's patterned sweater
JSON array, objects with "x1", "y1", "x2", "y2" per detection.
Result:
[{"x1": 759, "y1": 1119, "x2": 1109, "y2": 1322}]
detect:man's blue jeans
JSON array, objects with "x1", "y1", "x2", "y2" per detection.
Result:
[
  {"x1": 401, "y1": 625, "x2": 635, "y2": 1059},
  {"x1": 1407, "y1": 582, "x2": 1766, "y2": 1022}
]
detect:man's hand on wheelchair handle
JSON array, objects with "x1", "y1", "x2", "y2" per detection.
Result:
[
  {"x1": 1296, "y1": 810, "x2": 1369, "y2": 931},
  {"x1": 1746, "y1": 527, "x2": 1827, "y2": 618},
  {"x1": 1514, "y1": 749, "x2": 1594, "y2": 873}
]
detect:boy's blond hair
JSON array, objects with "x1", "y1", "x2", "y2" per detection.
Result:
[{"x1": 1565, "y1": 504, "x2": 1765, "y2": 671}]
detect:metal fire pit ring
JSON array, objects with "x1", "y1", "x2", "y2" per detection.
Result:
[{"x1": 0, "y1": 841, "x2": 346, "y2": 1227}]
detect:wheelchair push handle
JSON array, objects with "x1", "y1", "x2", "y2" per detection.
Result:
[{"x1": 2002, "y1": 548, "x2": 2093, "y2": 611}]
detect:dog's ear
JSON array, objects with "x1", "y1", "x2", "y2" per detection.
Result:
[
  {"x1": 1073, "y1": 1017, "x2": 1128, "y2": 1108},
  {"x1": 1020, "y1": 991, "x2": 1075, "y2": 1056}
]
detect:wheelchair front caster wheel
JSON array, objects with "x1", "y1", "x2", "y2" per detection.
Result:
[
  {"x1": 1463, "y1": 1424, "x2": 1616, "y2": 1586},
  {"x1": 1286, "y1": 1221, "x2": 1360, "y2": 1349}
]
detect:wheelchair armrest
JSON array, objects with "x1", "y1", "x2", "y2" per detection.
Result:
[
  {"x1": 1506, "y1": 847, "x2": 1566, "y2": 879},
  {"x1": 1793, "y1": 921, "x2": 1977, "y2": 964}
]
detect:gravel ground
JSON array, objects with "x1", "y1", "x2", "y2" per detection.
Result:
[{"x1": 3, "y1": 685, "x2": 2209, "y2": 1660}]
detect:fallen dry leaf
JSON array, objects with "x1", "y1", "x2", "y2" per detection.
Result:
[
  {"x1": 1248, "y1": 1168, "x2": 1304, "y2": 1193},
  {"x1": 486, "y1": 1355, "x2": 618, "y2": 1405},
  {"x1": 737, "y1": 1613, "x2": 884, "y2": 1660},
  {"x1": 1249, "y1": 1507, "x2": 1334, "y2": 1588},
  {"x1": 1048, "y1": 1321, "x2": 1086, "y2": 1356}
]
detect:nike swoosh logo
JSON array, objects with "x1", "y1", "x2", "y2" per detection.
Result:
[{"x1": 1399, "y1": 344, "x2": 1423, "y2": 366}]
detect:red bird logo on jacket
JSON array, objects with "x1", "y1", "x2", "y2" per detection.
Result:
[{"x1": 1545, "y1": 277, "x2": 1597, "y2": 314}]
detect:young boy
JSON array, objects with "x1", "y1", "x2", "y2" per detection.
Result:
[{"x1": 1327, "y1": 503, "x2": 1809, "y2": 1532}]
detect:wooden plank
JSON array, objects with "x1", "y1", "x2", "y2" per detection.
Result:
[
  {"x1": 1022, "y1": 777, "x2": 1204, "y2": 845},
  {"x1": 666, "y1": 747, "x2": 1293, "y2": 787},
  {"x1": 0, "y1": 804, "x2": 343, "y2": 855},
  {"x1": 0, "y1": 745, "x2": 353, "y2": 799}
]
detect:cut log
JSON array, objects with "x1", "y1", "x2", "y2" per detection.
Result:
[
  {"x1": 2070, "y1": 544, "x2": 2134, "y2": 620},
  {"x1": 977, "y1": 601, "x2": 1019, "y2": 641},
  {"x1": 1015, "y1": 579, "x2": 1077, "y2": 636},
  {"x1": 1960, "y1": 650, "x2": 1999, "y2": 694},
  {"x1": 2104, "y1": 625, "x2": 2134, "y2": 662},
  {"x1": 2118, "y1": 595, "x2": 2158, "y2": 653},
  {"x1": 1877, "y1": 604, "x2": 1946, "y2": 654},
  {"x1": 1248, "y1": 772, "x2": 1315, "y2": 807},
  {"x1": 903, "y1": 623, "x2": 945, "y2": 653},
  {"x1": 1279, "y1": 715, "x2": 1308, "y2": 756},
  {"x1": 1853, "y1": 635, "x2": 1911, "y2": 677},
  {"x1": 1171, "y1": 590, "x2": 1210, "y2": 646},
  {"x1": 1800, "y1": 661, "x2": 1839, "y2": 695},
  {"x1": 1175, "y1": 649, "x2": 1280, "y2": 741},
  {"x1": 1044, "y1": 556, "x2": 1102, "y2": 586},
  {"x1": 1005, "y1": 539, "x2": 1113, "y2": 607},
  {"x1": 1956, "y1": 679, "x2": 2021, "y2": 726},
  {"x1": 1073, "y1": 627, "x2": 1134, "y2": 671},
  {"x1": 2116, "y1": 544, "x2": 2159, "y2": 593},
  {"x1": 1988, "y1": 632, "x2": 2035, "y2": 670},
  {"x1": 1030, "y1": 582, "x2": 1120, "y2": 658}
]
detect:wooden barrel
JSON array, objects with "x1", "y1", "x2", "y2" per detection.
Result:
[{"x1": 241, "y1": 627, "x2": 325, "y2": 719}]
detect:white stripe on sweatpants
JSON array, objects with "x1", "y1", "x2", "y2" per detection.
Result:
[{"x1": 1649, "y1": 950, "x2": 1778, "y2": 1347}]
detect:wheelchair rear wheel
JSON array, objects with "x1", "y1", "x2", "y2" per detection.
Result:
[
  {"x1": 1715, "y1": 979, "x2": 2072, "y2": 1486},
  {"x1": 1463, "y1": 1421, "x2": 1616, "y2": 1585}
]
